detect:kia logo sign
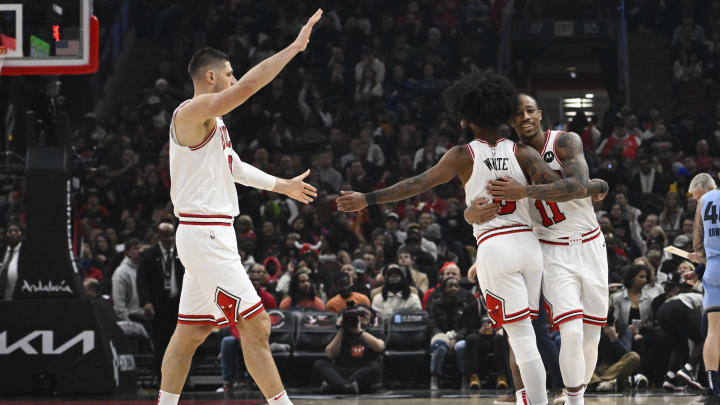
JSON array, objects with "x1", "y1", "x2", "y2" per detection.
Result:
[{"x1": 0, "y1": 330, "x2": 95, "y2": 355}]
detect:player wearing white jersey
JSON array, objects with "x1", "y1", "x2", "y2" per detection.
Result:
[
  {"x1": 337, "y1": 71, "x2": 602, "y2": 405},
  {"x1": 156, "y1": 10, "x2": 323, "y2": 405},
  {"x1": 478, "y1": 94, "x2": 609, "y2": 405}
]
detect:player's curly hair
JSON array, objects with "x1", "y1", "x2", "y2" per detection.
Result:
[{"x1": 443, "y1": 70, "x2": 518, "y2": 129}]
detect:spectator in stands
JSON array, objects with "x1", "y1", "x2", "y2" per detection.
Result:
[
  {"x1": 111, "y1": 238, "x2": 146, "y2": 321},
  {"x1": 630, "y1": 156, "x2": 668, "y2": 202},
  {"x1": 220, "y1": 262, "x2": 278, "y2": 394},
  {"x1": 326, "y1": 272, "x2": 371, "y2": 313},
  {"x1": 313, "y1": 303, "x2": 384, "y2": 394},
  {"x1": 372, "y1": 264, "x2": 421, "y2": 316},
  {"x1": 346, "y1": 260, "x2": 371, "y2": 298},
  {"x1": 655, "y1": 272, "x2": 705, "y2": 391},
  {"x1": 597, "y1": 115, "x2": 641, "y2": 160},
  {"x1": 279, "y1": 268, "x2": 325, "y2": 311},
  {"x1": 588, "y1": 323, "x2": 641, "y2": 392},
  {"x1": 396, "y1": 245, "x2": 430, "y2": 294},
  {"x1": 611, "y1": 264, "x2": 654, "y2": 387},
  {"x1": 672, "y1": 16, "x2": 706, "y2": 48},
  {"x1": 428, "y1": 277, "x2": 481, "y2": 389},
  {"x1": 659, "y1": 191, "x2": 685, "y2": 238},
  {"x1": 0, "y1": 222, "x2": 26, "y2": 300},
  {"x1": 136, "y1": 222, "x2": 184, "y2": 381},
  {"x1": 422, "y1": 261, "x2": 461, "y2": 309}
]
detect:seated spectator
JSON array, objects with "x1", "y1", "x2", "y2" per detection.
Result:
[
  {"x1": 428, "y1": 277, "x2": 481, "y2": 390},
  {"x1": 347, "y1": 260, "x2": 372, "y2": 298},
  {"x1": 655, "y1": 272, "x2": 704, "y2": 391},
  {"x1": 588, "y1": 323, "x2": 641, "y2": 392},
  {"x1": 371, "y1": 264, "x2": 422, "y2": 316},
  {"x1": 313, "y1": 304, "x2": 385, "y2": 394},
  {"x1": 279, "y1": 268, "x2": 325, "y2": 311},
  {"x1": 422, "y1": 262, "x2": 461, "y2": 309},
  {"x1": 326, "y1": 272, "x2": 371, "y2": 313},
  {"x1": 596, "y1": 115, "x2": 641, "y2": 160},
  {"x1": 396, "y1": 245, "x2": 430, "y2": 294},
  {"x1": 111, "y1": 238, "x2": 146, "y2": 322},
  {"x1": 220, "y1": 262, "x2": 278, "y2": 394},
  {"x1": 659, "y1": 191, "x2": 684, "y2": 239},
  {"x1": 611, "y1": 264, "x2": 654, "y2": 386}
]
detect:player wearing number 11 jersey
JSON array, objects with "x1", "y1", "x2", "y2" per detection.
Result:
[
  {"x1": 488, "y1": 94, "x2": 610, "y2": 405},
  {"x1": 337, "y1": 71, "x2": 607, "y2": 405}
]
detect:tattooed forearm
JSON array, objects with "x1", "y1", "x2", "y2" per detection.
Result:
[
  {"x1": 585, "y1": 179, "x2": 609, "y2": 197},
  {"x1": 375, "y1": 173, "x2": 429, "y2": 204},
  {"x1": 694, "y1": 202, "x2": 706, "y2": 262},
  {"x1": 526, "y1": 178, "x2": 586, "y2": 202}
]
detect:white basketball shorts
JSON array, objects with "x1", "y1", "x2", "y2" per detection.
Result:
[
  {"x1": 539, "y1": 227, "x2": 609, "y2": 328},
  {"x1": 175, "y1": 214, "x2": 263, "y2": 327},
  {"x1": 475, "y1": 225, "x2": 543, "y2": 327}
]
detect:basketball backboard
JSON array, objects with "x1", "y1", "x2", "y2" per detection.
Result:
[{"x1": 0, "y1": 0, "x2": 97, "y2": 75}]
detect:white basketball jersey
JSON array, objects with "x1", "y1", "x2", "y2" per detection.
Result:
[
  {"x1": 464, "y1": 138, "x2": 533, "y2": 239},
  {"x1": 169, "y1": 100, "x2": 239, "y2": 217},
  {"x1": 528, "y1": 130, "x2": 599, "y2": 242}
]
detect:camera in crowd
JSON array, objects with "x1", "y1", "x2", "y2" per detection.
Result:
[{"x1": 341, "y1": 301, "x2": 362, "y2": 331}]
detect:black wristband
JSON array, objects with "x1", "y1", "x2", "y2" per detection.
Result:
[{"x1": 365, "y1": 191, "x2": 377, "y2": 205}]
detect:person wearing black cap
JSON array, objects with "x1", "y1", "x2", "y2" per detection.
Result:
[
  {"x1": 371, "y1": 264, "x2": 421, "y2": 316},
  {"x1": 383, "y1": 212, "x2": 406, "y2": 244}
]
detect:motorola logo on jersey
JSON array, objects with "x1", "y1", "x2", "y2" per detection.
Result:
[{"x1": 543, "y1": 151, "x2": 555, "y2": 163}]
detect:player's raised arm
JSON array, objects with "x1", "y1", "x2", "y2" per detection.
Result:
[
  {"x1": 180, "y1": 9, "x2": 322, "y2": 124},
  {"x1": 335, "y1": 145, "x2": 471, "y2": 212}
]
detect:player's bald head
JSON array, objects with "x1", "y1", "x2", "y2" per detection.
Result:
[
  {"x1": 188, "y1": 47, "x2": 229, "y2": 81},
  {"x1": 158, "y1": 222, "x2": 175, "y2": 235}
]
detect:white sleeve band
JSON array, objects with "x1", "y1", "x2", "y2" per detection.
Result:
[{"x1": 231, "y1": 150, "x2": 276, "y2": 191}]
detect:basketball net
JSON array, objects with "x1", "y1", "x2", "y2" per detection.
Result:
[{"x1": 0, "y1": 46, "x2": 7, "y2": 75}]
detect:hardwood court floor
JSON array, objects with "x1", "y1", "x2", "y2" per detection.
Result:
[{"x1": 0, "y1": 390, "x2": 708, "y2": 404}]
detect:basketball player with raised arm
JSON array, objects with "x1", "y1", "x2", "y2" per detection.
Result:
[
  {"x1": 467, "y1": 94, "x2": 609, "y2": 405},
  {"x1": 337, "y1": 71, "x2": 601, "y2": 405},
  {"x1": 688, "y1": 172, "x2": 720, "y2": 404},
  {"x1": 156, "y1": 10, "x2": 322, "y2": 405}
]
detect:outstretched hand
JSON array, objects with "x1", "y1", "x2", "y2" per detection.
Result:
[
  {"x1": 336, "y1": 191, "x2": 367, "y2": 212},
  {"x1": 280, "y1": 170, "x2": 317, "y2": 204},
  {"x1": 488, "y1": 176, "x2": 528, "y2": 201},
  {"x1": 293, "y1": 9, "x2": 323, "y2": 52}
]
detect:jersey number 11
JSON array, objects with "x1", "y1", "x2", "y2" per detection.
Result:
[{"x1": 535, "y1": 200, "x2": 566, "y2": 227}]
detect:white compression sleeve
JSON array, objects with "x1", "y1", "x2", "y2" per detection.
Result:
[
  {"x1": 230, "y1": 149, "x2": 277, "y2": 190},
  {"x1": 558, "y1": 318, "x2": 585, "y2": 388},
  {"x1": 504, "y1": 319, "x2": 547, "y2": 405},
  {"x1": 583, "y1": 323, "x2": 602, "y2": 385}
]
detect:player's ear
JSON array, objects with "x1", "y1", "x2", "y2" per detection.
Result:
[
  {"x1": 460, "y1": 119, "x2": 467, "y2": 129},
  {"x1": 205, "y1": 69, "x2": 215, "y2": 85},
  {"x1": 538, "y1": 109, "x2": 543, "y2": 121}
]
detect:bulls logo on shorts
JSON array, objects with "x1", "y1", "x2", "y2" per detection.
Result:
[
  {"x1": 543, "y1": 151, "x2": 555, "y2": 163},
  {"x1": 215, "y1": 287, "x2": 241, "y2": 325},
  {"x1": 485, "y1": 291, "x2": 505, "y2": 326}
]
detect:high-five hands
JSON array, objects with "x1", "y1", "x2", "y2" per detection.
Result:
[{"x1": 278, "y1": 170, "x2": 317, "y2": 204}]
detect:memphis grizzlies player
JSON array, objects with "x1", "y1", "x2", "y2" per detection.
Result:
[{"x1": 689, "y1": 172, "x2": 720, "y2": 404}]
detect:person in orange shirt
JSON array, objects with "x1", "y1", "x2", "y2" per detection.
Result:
[{"x1": 326, "y1": 272, "x2": 371, "y2": 313}]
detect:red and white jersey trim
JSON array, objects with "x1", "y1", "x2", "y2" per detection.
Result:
[
  {"x1": 476, "y1": 224, "x2": 533, "y2": 246},
  {"x1": 177, "y1": 313, "x2": 231, "y2": 327},
  {"x1": 538, "y1": 226, "x2": 601, "y2": 246},
  {"x1": 178, "y1": 213, "x2": 234, "y2": 226}
]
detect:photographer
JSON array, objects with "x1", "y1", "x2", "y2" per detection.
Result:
[{"x1": 312, "y1": 303, "x2": 385, "y2": 394}]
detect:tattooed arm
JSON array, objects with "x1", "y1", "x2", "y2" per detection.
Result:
[
  {"x1": 336, "y1": 146, "x2": 471, "y2": 211},
  {"x1": 489, "y1": 142, "x2": 587, "y2": 202},
  {"x1": 690, "y1": 195, "x2": 706, "y2": 263},
  {"x1": 586, "y1": 179, "x2": 610, "y2": 199}
]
